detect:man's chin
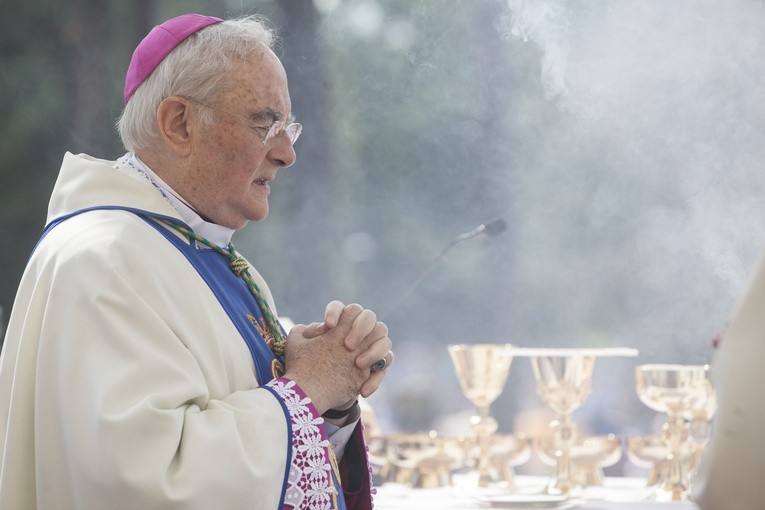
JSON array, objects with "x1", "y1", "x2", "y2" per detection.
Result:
[{"x1": 245, "y1": 207, "x2": 269, "y2": 224}]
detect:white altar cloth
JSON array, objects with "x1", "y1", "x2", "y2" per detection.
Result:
[{"x1": 373, "y1": 476, "x2": 700, "y2": 510}]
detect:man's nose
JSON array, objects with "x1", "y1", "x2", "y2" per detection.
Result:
[{"x1": 267, "y1": 135, "x2": 297, "y2": 168}]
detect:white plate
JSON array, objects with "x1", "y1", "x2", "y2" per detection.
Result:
[{"x1": 480, "y1": 494, "x2": 575, "y2": 509}]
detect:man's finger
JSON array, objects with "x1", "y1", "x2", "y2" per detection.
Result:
[
  {"x1": 302, "y1": 322, "x2": 328, "y2": 338},
  {"x1": 323, "y1": 300, "x2": 345, "y2": 328},
  {"x1": 359, "y1": 371, "x2": 385, "y2": 398},
  {"x1": 355, "y1": 337, "x2": 393, "y2": 369},
  {"x1": 344, "y1": 309, "x2": 378, "y2": 350}
]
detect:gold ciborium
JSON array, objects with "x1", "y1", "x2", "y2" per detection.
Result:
[
  {"x1": 382, "y1": 431, "x2": 464, "y2": 488},
  {"x1": 635, "y1": 364, "x2": 714, "y2": 501},
  {"x1": 537, "y1": 433, "x2": 622, "y2": 487},
  {"x1": 626, "y1": 435, "x2": 696, "y2": 487},
  {"x1": 448, "y1": 343, "x2": 514, "y2": 486},
  {"x1": 487, "y1": 433, "x2": 532, "y2": 487}
]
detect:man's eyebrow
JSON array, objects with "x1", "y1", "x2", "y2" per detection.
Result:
[{"x1": 248, "y1": 107, "x2": 295, "y2": 124}]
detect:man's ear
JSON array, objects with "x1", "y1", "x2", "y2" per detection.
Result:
[{"x1": 156, "y1": 97, "x2": 194, "y2": 157}]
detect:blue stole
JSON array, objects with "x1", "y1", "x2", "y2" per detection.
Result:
[
  {"x1": 140, "y1": 214, "x2": 284, "y2": 384},
  {"x1": 332, "y1": 470, "x2": 348, "y2": 510}
]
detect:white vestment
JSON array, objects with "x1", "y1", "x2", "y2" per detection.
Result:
[
  {"x1": 0, "y1": 153, "x2": 368, "y2": 509},
  {"x1": 692, "y1": 254, "x2": 765, "y2": 509}
]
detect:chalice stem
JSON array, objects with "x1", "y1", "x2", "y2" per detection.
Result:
[
  {"x1": 555, "y1": 449, "x2": 572, "y2": 489},
  {"x1": 473, "y1": 404, "x2": 497, "y2": 487},
  {"x1": 552, "y1": 414, "x2": 575, "y2": 494},
  {"x1": 664, "y1": 413, "x2": 687, "y2": 500}
]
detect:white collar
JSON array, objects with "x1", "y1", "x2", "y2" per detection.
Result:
[{"x1": 114, "y1": 152, "x2": 236, "y2": 247}]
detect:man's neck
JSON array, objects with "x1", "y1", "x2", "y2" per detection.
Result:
[{"x1": 117, "y1": 151, "x2": 236, "y2": 247}]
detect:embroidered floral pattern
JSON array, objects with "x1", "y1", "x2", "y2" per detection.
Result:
[{"x1": 267, "y1": 378, "x2": 337, "y2": 510}]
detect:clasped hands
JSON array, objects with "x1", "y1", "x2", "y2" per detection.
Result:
[{"x1": 282, "y1": 301, "x2": 393, "y2": 416}]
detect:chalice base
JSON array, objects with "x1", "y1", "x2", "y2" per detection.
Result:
[
  {"x1": 455, "y1": 469, "x2": 509, "y2": 490},
  {"x1": 545, "y1": 477, "x2": 581, "y2": 497},
  {"x1": 653, "y1": 481, "x2": 689, "y2": 502},
  {"x1": 478, "y1": 471, "x2": 498, "y2": 487}
]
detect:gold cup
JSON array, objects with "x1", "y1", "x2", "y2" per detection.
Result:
[
  {"x1": 537, "y1": 433, "x2": 622, "y2": 487},
  {"x1": 635, "y1": 364, "x2": 714, "y2": 501},
  {"x1": 448, "y1": 343, "x2": 515, "y2": 486},
  {"x1": 626, "y1": 435, "x2": 696, "y2": 487},
  {"x1": 380, "y1": 431, "x2": 462, "y2": 488},
  {"x1": 488, "y1": 433, "x2": 532, "y2": 487},
  {"x1": 530, "y1": 353, "x2": 596, "y2": 495}
]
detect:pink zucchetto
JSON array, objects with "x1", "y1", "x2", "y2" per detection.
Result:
[{"x1": 123, "y1": 13, "x2": 223, "y2": 103}]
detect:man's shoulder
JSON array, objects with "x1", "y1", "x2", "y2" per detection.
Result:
[{"x1": 34, "y1": 210, "x2": 174, "y2": 271}]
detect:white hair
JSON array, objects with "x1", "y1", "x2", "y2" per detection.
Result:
[{"x1": 117, "y1": 15, "x2": 276, "y2": 152}]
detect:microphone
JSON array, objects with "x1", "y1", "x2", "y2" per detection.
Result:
[{"x1": 380, "y1": 218, "x2": 506, "y2": 319}]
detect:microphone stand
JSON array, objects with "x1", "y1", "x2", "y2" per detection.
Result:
[{"x1": 380, "y1": 219, "x2": 506, "y2": 320}]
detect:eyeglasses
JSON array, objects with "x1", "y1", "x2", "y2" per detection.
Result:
[{"x1": 188, "y1": 98, "x2": 302, "y2": 146}]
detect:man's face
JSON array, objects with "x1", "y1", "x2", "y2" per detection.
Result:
[{"x1": 188, "y1": 48, "x2": 297, "y2": 229}]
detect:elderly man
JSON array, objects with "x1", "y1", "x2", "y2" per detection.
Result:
[{"x1": 0, "y1": 13, "x2": 392, "y2": 510}]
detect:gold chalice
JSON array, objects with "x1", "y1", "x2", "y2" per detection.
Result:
[
  {"x1": 512, "y1": 347, "x2": 638, "y2": 495},
  {"x1": 448, "y1": 343, "x2": 515, "y2": 486},
  {"x1": 529, "y1": 353, "x2": 596, "y2": 495},
  {"x1": 635, "y1": 364, "x2": 714, "y2": 501}
]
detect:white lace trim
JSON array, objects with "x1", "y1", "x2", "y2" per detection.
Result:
[{"x1": 267, "y1": 378, "x2": 337, "y2": 510}]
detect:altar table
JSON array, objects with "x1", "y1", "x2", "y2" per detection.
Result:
[{"x1": 373, "y1": 476, "x2": 700, "y2": 510}]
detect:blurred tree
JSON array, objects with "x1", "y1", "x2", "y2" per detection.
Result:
[
  {"x1": 1, "y1": 0, "x2": 76, "y2": 336},
  {"x1": 68, "y1": 0, "x2": 111, "y2": 153},
  {"x1": 0, "y1": 0, "x2": 153, "y2": 344}
]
